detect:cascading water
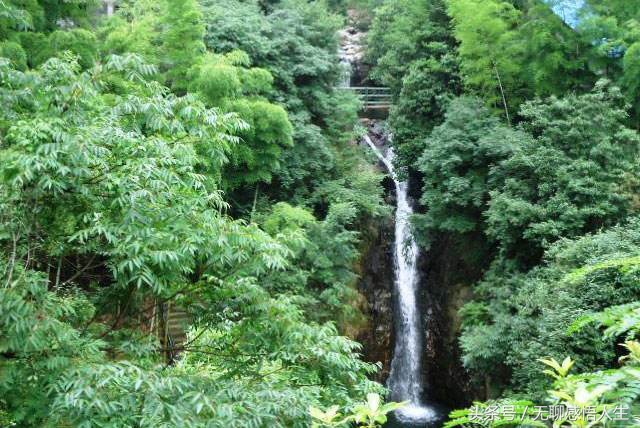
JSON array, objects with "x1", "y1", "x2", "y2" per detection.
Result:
[
  {"x1": 339, "y1": 18, "x2": 442, "y2": 425},
  {"x1": 363, "y1": 136, "x2": 439, "y2": 425},
  {"x1": 339, "y1": 51, "x2": 352, "y2": 87}
]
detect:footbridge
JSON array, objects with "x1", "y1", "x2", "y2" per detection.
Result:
[{"x1": 338, "y1": 86, "x2": 392, "y2": 110}]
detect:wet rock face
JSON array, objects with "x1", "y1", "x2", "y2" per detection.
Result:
[
  {"x1": 351, "y1": 93, "x2": 479, "y2": 409},
  {"x1": 356, "y1": 213, "x2": 396, "y2": 382},
  {"x1": 418, "y1": 231, "x2": 488, "y2": 407},
  {"x1": 339, "y1": 10, "x2": 375, "y2": 87},
  {"x1": 360, "y1": 119, "x2": 387, "y2": 146},
  {"x1": 355, "y1": 120, "x2": 396, "y2": 382}
]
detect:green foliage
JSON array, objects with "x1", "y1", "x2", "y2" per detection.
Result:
[
  {"x1": 162, "y1": 0, "x2": 205, "y2": 92},
  {"x1": 177, "y1": 298, "x2": 384, "y2": 427},
  {"x1": 0, "y1": 1, "x2": 34, "y2": 36},
  {"x1": 448, "y1": 0, "x2": 592, "y2": 120},
  {"x1": 16, "y1": 31, "x2": 47, "y2": 67},
  {"x1": 367, "y1": 0, "x2": 640, "y2": 421},
  {"x1": 256, "y1": 202, "x2": 364, "y2": 323},
  {"x1": 414, "y1": 84, "x2": 640, "y2": 265},
  {"x1": 0, "y1": 46, "x2": 382, "y2": 426},
  {"x1": 103, "y1": 2, "x2": 297, "y2": 191},
  {"x1": 0, "y1": 263, "x2": 104, "y2": 426},
  {"x1": 445, "y1": 87, "x2": 640, "y2": 401},
  {"x1": 310, "y1": 393, "x2": 406, "y2": 427},
  {"x1": 46, "y1": 29, "x2": 98, "y2": 68},
  {"x1": 414, "y1": 96, "x2": 522, "y2": 240},
  {"x1": 3, "y1": 28, "x2": 98, "y2": 70},
  {"x1": 518, "y1": 1, "x2": 593, "y2": 97},
  {"x1": 202, "y1": 0, "x2": 343, "y2": 117},
  {"x1": 200, "y1": 0, "x2": 369, "y2": 205},
  {"x1": 0, "y1": 1, "x2": 100, "y2": 71},
  {"x1": 0, "y1": 0, "x2": 98, "y2": 36},
  {"x1": 101, "y1": 0, "x2": 206, "y2": 91},
  {"x1": 242, "y1": 66, "x2": 274, "y2": 96},
  {"x1": 450, "y1": 318, "x2": 640, "y2": 427},
  {"x1": 190, "y1": 58, "x2": 242, "y2": 104},
  {"x1": 576, "y1": 0, "x2": 640, "y2": 124},
  {"x1": 368, "y1": 0, "x2": 451, "y2": 93},
  {"x1": 194, "y1": 3, "x2": 386, "y2": 339},
  {"x1": 486, "y1": 83, "x2": 640, "y2": 263},
  {"x1": 0, "y1": 39, "x2": 24, "y2": 69},
  {"x1": 540, "y1": 356, "x2": 575, "y2": 380},
  {"x1": 367, "y1": 0, "x2": 461, "y2": 172},
  {"x1": 571, "y1": 300, "x2": 640, "y2": 341},
  {"x1": 1, "y1": 266, "x2": 381, "y2": 427},
  {"x1": 225, "y1": 98, "x2": 293, "y2": 188},
  {"x1": 460, "y1": 220, "x2": 640, "y2": 397},
  {"x1": 100, "y1": 0, "x2": 163, "y2": 64},
  {"x1": 447, "y1": 0, "x2": 523, "y2": 122}
]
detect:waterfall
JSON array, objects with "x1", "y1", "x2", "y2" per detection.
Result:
[
  {"x1": 363, "y1": 135, "x2": 438, "y2": 424},
  {"x1": 341, "y1": 17, "x2": 439, "y2": 423},
  {"x1": 339, "y1": 52, "x2": 352, "y2": 88}
]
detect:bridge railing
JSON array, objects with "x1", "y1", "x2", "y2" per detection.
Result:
[{"x1": 337, "y1": 86, "x2": 392, "y2": 110}]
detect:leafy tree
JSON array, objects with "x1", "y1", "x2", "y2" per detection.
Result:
[
  {"x1": 0, "y1": 49, "x2": 383, "y2": 426},
  {"x1": 447, "y1": 0, "x2": 523, "y2": 124},
  {"x1": 202, "y1": 0, "x2": 343, "y2": 119},
  {"x1": 574, "y1": 0, "x2": 640, "y2": 126},
  {"x1": 0, "y1": 39, "x2": 25, "y2": 69},
  {"x1": 449, "y1": 300, "x2": 640, "y2": 427},
  {"x1": 103, "y1": 3, "x2": 296, "y2": 192},
  {"x1": 365, "y1": 0, "x2": 640, "y2": 421},
  {"x1": 186, "y1": 51, "x2": 294, "y2": 189},
  {"x1": 448, "y1": 0, "x2": 593, "y2": 123},
  {"x1": 367, "y1": 0, "x2": 461, "y2": 172},
  {"x1": 161, "y1": 0, "x2": 205, "y2": 92},
  {"x1": 414, "y1": 83, "x2": 640, "y2": 262},
  {"x1": 225, "y1": 98, "x2": 293, "y2": 187},
  {"x1": 0, "y1": 1, "x2": 393, "y2": 426},
  {"x1": 517, "y1": 1, "x2": 592, "y2": 98},
  {"x1": 200, "y1": 0, "x2": 367, "y2": 205},
  {"x1": 460, "y1": 220, "x2": 640, "y2": 398},
  {"x1": 414, "y1": 85, "x2": 640, "y2": 402},
  {"x1": 486, "y1": 83, "x2": 640, "y2": 263},
  {"x1": 100, "y1": 0, "x2": 164, "y2": 65},
  {"x1": 413, "y1": 97, "x2": 522, "y2": 242},
  {"x1": 0, "y1": 0, "x2": 99, "y2": 36},
  {"x1": 0, "y1": 0, "x2": 100, "y2": 71},
  {"x1": 101, "y1": 0, "x2": 206, "y2": 92},
  {"x1": 257, "y1": 202, "x2": 365, "y2": 323}
]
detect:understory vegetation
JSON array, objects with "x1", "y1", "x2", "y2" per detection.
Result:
[{"x1": 366, "y1": 0, "x2": 640, "y2": 425}]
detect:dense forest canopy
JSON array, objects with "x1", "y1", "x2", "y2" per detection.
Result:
[{"x1": 2, "y1": 0, "x2": 640, "y2": 427}]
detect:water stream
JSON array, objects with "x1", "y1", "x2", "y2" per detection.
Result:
[{"x1": 363, "y1": 136, "x2": 441, "y2": 426}]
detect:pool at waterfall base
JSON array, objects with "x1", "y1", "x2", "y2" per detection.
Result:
[{"x1": 386, "y1": 401, "x2": 448, "y2": 428}]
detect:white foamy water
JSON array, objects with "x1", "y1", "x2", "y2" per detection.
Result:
[{"x1": 363, "y1": 135, "x2": 437, "y2": 424}]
